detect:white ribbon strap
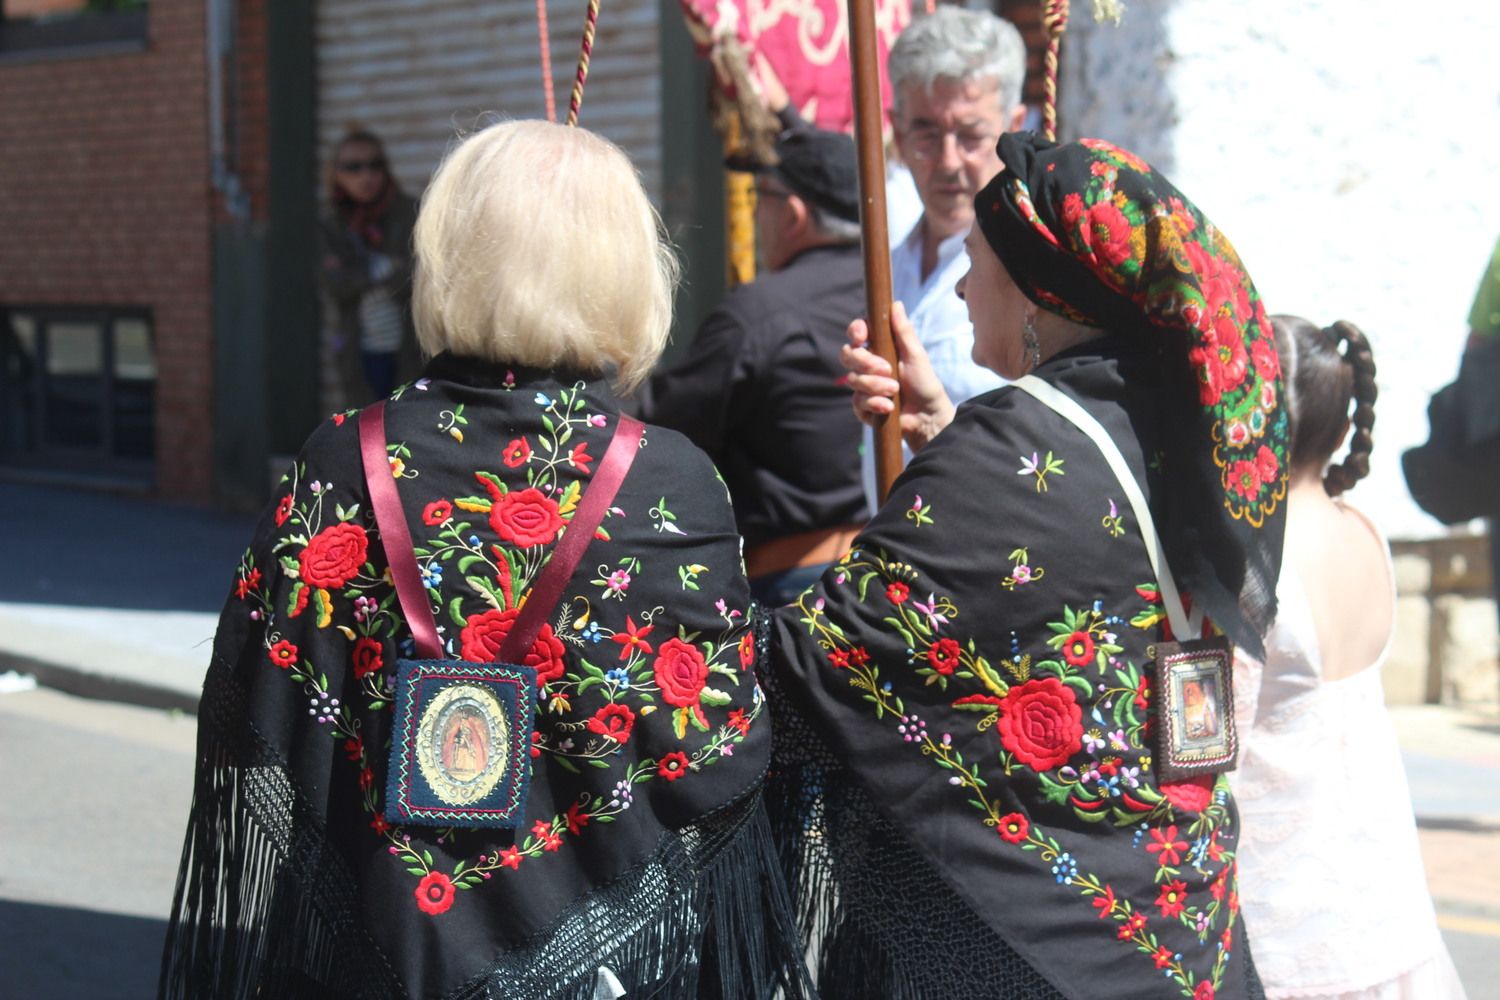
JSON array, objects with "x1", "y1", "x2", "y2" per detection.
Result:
[{"x1": 1013, "y1": 375, "x2": 1201, "y2": 640}]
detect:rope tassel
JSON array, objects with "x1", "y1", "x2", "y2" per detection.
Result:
[{"x1": 565, "y1": 0, "x2": 601, "y2": 127}]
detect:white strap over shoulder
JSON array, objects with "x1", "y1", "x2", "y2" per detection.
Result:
[{"x1": 1012, "y1": 375, "x2": 1201, "y2": 640}]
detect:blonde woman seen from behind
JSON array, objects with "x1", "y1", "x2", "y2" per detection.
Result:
[{"x1": 1232, "y1": 316, "x2": 1467, "y2": 999}]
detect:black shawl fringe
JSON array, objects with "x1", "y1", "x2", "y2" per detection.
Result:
[{"x1": 159, "y1": 657, "x2": 816, "y2": 1000}]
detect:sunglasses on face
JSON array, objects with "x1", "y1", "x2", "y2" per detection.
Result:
[{"x1": 337, "y1": 159, "x2": 386, "y2": 175}]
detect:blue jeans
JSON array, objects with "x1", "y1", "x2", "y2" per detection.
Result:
[{"x1": 749, "y1": 562, "x2": 830, "y2": 609}]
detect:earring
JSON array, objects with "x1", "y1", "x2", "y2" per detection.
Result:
[{"x1": 1023, "y1": 314, "x2": 1042, "y2": 372}]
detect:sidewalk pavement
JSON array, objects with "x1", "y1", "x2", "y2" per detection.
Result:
[
  {"x1": 0, "y1": 481, "x2": 254, "y2": 713},
  {"x1": 2, "y1": 480, "x2": 1498, "y2": 987}
]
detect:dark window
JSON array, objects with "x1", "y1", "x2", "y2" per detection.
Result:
[
  {"x1": 0, "y1": 306, "x2": 155, "y2": 483},
  {"x1": 0, "y1": 0, "x2": 148, "y2": 62}
]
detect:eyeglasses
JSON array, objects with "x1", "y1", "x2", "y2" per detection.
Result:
[
  {"x1": 902, "y1": 126, "x2": 998, "y2": 161},
  {"x1": 337, "y1": 158, "x2": 386, "y2": 174}
]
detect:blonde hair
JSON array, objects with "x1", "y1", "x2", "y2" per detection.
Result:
[{"x1": 413, "y1": 120, "x2": 680, "y2": 393}]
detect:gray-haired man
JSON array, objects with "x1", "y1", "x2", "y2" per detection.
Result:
[{"x1": 861, "y1": 6, "x2": 1028, "y2": 508}]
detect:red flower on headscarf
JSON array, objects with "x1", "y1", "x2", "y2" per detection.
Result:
[
  {"x1": 1061, "y1": 192, "x2": 1086, "y2": 228},
  {"x1": 1251, "y1": 338, "x2": 1280, "y2": 380},
  {"x1": 460, "y1": 608, "x2": 566, "y2": 687},
  {"x1": 996, "y1": 678, "x2": 1083, "y2": 771},
  {"x1": 1084, "y1": 200, "x2": 1134, "y2": 268},
  {"x1": 299, "y1": 522, "x2": 368, "y2": 589},
  {"x1": 415, "y1": 871, "x2": 456, "y2": 915},
  {"x1": 1228, "y1": 459, "x2": 1263, "y2": 501},
  {"x1": 1254, "y1": 445, "x2": 1280, "y2": 485}
]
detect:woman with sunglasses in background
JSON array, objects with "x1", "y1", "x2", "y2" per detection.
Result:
[{"x1": 321, "y1": 128, "x2": 422, "y2": 405}]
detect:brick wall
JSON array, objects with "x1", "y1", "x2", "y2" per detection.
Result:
[{"x1": 0, "y1": 0, "x2": 215, "y2": 500}]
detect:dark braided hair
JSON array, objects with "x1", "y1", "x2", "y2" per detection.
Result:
[{"x1": 1270, "y1": 315, "x2": 1378, "y2": 497}]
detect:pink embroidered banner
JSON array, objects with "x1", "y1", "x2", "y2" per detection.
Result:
[{"x1": 680, "y1": 0, "x2": 913, "y2": 132}]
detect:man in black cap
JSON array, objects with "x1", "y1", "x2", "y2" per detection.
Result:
[{"x1": 641, "y1": 127, "x2": 866, "y2": 604}]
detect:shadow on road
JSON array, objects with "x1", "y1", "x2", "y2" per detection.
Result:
[
  {"x1": 0, "y1": 483, "x2": 255, "y2": 613},
  {"x1": 0, "y1": 899, "x2": 166, "y2": 998}
]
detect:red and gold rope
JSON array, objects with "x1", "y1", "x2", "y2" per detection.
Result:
[
  {"x1": 536, "y1": 0, "x2": 557, "y2": 123},
  {"x1": 1042, "y1": 0, "x2": 1070, "y2": 141},
  {"x1": 565, "y1": 0, "x2": 601, "y2": 127}
]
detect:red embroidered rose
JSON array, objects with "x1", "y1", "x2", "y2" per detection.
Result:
[
  {"x1": 489, "y1": 487, "x2": 565, "y2": 548},
  {"x1": 299, "y1": 522, "x2": 368, "y2": 589},
  {"x1": 1156, "y1": 879, "x2": 1189, "y2": 918},
  {"x1": 502, "y1": 437, "x2": 532, "y2": 468},
  {"x1": 1254, "y1": 445, "x2": 1280, "y2": 485},
  {"x1": 587, "y1": 703, "x2": 636, "y2": 744},
  {"x1": 1228, "y1": 459, "x2": 1263, "y2": 502},
  {"x1": 275, "y1": 494, "x2": 294, "y2": 526},
  {"x1": 1161, "y1": 776, "x2": 1214, "y2": 814},
  {"x1": 737, "y1": 631, "x2": 755, "y2": 668},
  {"x1": 1251, "y1": 338, "x2": 1280, "y2": 380},
  {"x1": 422, "y1": 500, "x2": 452, "y2": 526},
  {"x1": 459, "y1": 608, "x2": 566, "y2": 687},
  {"x1": 886, "y1": 581, "x2": 910, "y2": 604},
  {"x1": 1193, "y1": 982, "x2": 1215, "y2": 1000},
  {"x1": 653, "y1": 638, "x2": 708, "y2": 707},
  {"x1": 268, "y1": 640, "x2": 299, "y2": 669},
  {"x1": 996, "y1": 677, "x2": 1082, "y2": 772},
  {"x1": 926, "y1": 638, "x2": 961, "y2": 675},
  {"x1": 415, "y1": 871, "x2": 455, "y2": 915},
  {"x1": 1061, "y1": 630, "x2": 1095, "y2": 667},
  {"x1": 996, "y1": 812, "x2": 1029, "y2": 844},
  {"x1": 351, "y1": 637, "x2": 384, "y2": 679},
  {"x1": 1085, "y1": 200, "x2": 1134, "y2": 268},
  {"x1": 658, "y1": 751, "x2": 690, "y2": 781}
]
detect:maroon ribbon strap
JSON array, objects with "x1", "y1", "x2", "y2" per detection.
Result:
[
  {"x1": 359, "y1": 402, "x2": 643, "y2": 665},
  {"x1": 360, "y1": 401, "x2": 445, "y2": 660}
]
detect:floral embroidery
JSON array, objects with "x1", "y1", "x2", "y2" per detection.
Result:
[
  {"x1": 244, "y1": 376, "x2": 763, "y2": 919},
  {"x1": 1001, "y1": 547, "x2": 1045, "y2": 590},
  {"x1": 1102, "y1": 499, "x2": 1125, "y2": 538},
  {"x1": 905, "y1": 494, "x2": 934, "y2": 526},
  {"x1": 793, "y1": 545, "x2": 1240, "y2": 996},
  {"x1": 1018, "y1": 450, "x2": 1065, "y2": 491}
]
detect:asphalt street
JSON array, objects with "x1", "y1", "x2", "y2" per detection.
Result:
[{"x1": 0, "y1": 686, "x2": 1495, "y2": 999}]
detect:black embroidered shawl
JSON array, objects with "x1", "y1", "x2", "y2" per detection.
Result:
[
  {"x1": 769, "y1": 338, "x2": 1265, "y2": 1000},
  {"x1": 161, "y1": 354, "x2": 808, "y2": 999}
]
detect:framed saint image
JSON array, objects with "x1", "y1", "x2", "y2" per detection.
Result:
[{"x1": 1153, "y1": 637, "x2": 1237, "y2": 780}]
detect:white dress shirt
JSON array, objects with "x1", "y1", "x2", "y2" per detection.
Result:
[{"x1": 860, "y1": 220, "x2": 1008, "y2": 512}]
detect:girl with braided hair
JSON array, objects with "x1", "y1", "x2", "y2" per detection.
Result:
[{"x1": 1232, "y1": 317, "x2": 1467, "y2": 999}]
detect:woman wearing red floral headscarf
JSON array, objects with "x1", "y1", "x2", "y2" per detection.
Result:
[{"x1": 765, "y1": 134, "x2": 1288, "y2": 998}]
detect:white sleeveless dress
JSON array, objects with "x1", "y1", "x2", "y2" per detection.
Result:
[{"x1": 1232, "y1": 509, "x2": 1467, "y2": 999}]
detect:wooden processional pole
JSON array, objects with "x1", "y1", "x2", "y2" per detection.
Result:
[{"x1": 846, "y1": 0, "x2": 903, "y2": 502}]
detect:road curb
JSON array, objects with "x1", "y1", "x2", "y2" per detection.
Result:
[{"x1": 0, "y1": 650, "x2": 200, "y2": 716}]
